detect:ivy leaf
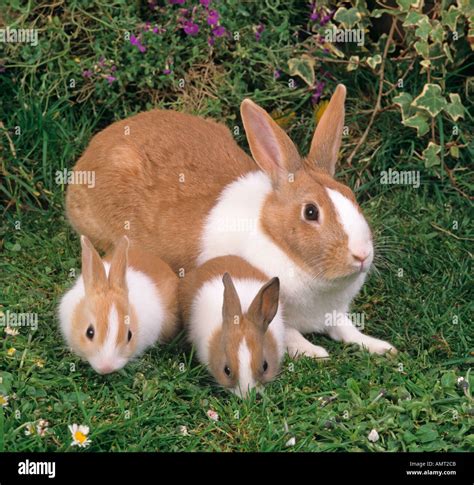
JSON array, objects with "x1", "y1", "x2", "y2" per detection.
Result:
[
  {"x1": 449, "y1": 145, "x2": 460, "y2": 159},
  {"x1": 430, "y1": 21, "x2": 445, "y2": 44},
  {"x1": 334, "y1": 7, "x2": 362, "y2": 28},
  {"x1": 366, "y1": 54, "x2": 382, "y2": 70},
  {"x1": 393, "y1": 92, "x2": 415, "y2": 120},
  {"x1": 441, "y1": 6, "x2": 461, "y2": 31},
  {"x1": 403, "y1": 113, "x2": 430, "y2": 136},
  {"x1": 288, "y1": 55, "x2": 316, "y2": 87},
  {"x1": 347, "y1": 55, "x2": 360, "y2": 71},
  {"x1": 423, "y1": 142, "x2": 441, "y2": 168},
  {"x1": 415, "y1": 16, "x2": 432, "y2": 41},
  {"x1": 403, "y1": 12, "x2": 425, "y2": 27},
  {"x1": 396, "y1": 0, "x2": 413, "y2": 12},
  {"x1": 412, "y1": 84, "x2": 447, "y2": 117},
  {"x1": 444, "y1": 93, "x2": 465, "y2": 121},
  {"x1": 414, "y1": 40, "x2": 430, "y2": 58}
]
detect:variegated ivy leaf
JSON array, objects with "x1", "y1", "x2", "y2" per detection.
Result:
[
  {"x1": 412, "y1": 84, "x2": 447, "y2": 117},
  {"x1": 443, "y1": 43, "x2": 454, "y2": 63},
  {"x1": 403, "y1": 12, "x2": 425, "y2": 27},
  {"x1": 420, "y1": 59, "x2": 431, "y2": 69},
  {"x1": 430, "y1": 21, "x2": 445, "y2": 44},
  {"x1": 414, "y1": 40, "x2": 430, "y2": 58},
  {"x1": 393, "y1": 92, "x2": 415, "y2": 120},
  {"x1": 441, "y1": 7, "x2": 461, "y2": 31},
  {"x1": 366, "y1": 55, "x2": 382, "y2": 70},
  {"x1": 402, "y1": 113, "x2": 430, "y2": 136},
  {"x1": 444, "y1": 93, "x2": 465, "y2": 121},
  {"x1": 415, "y1": 16, "x2": 431, "y2": 41},
  {"x1": 347, "y1": 55, "x2": 360, "y2": 72},
  {"x1": 423, "y1": 142, "x2": 441, "y2": 168},
  {"x1": 450, "y1": 145, "x2": 460, "y2": 159},
  {"x1": 334, "y1": 7, "x2": 362, "y2": 28},
  {"x1": 288, "y1": 55, "x2": 316, "y2": 87},
  {"x1": 396, "y1": 0, "x2": 413, "y2": 12}
]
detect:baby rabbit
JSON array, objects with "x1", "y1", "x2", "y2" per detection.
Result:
[
  {"x1": 59, "y1": 235, "x2": 179, "y2": 374},
  {"x1": 180, "y1": 256, "x2": 285, "y2": 398}
]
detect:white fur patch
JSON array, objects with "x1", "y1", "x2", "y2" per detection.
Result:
[
  {"x1": 198, "y1": 171, "x2": 371, "y2": 336},
  {"x1": 188, "y1": 276, "x2": 285, "y2": 367},
  {"x1": 326, "y1": 188, "x2": 372, "y2": 259},
  {"x1": 234, "y1": 339, "x2": 255, "y2": 397}
]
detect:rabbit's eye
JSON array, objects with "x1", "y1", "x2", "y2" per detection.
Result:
[
  {"x1": 304, "y1": 203, "x2": 319, "y2": 222},
  {"x1": 263, "y1": 360, "x2": 268, "y2": 372},
  {"x1": 86, "y1": 325, "x2": 95, "y2": 340},
  {"x1": 127, "y1": 330, "x2": 133, "y2": 342},
  {"x1": 224, "y1": 365, "x2": 231, "y2": 376}
]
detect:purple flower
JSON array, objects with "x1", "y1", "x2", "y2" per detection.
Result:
[
  {"x1": 130, "y1": 34, "x2": 146, "y2": 53},
  {"x1": 274, "y1": 69, "x2": 281, "y2": 79},
  {"x1": 212, "y1": 25, "x2": 226, "y2": 37},
  {"x1": 183, "y1": 21, "x2": 199, "y2": 36},
  {"x1": 111, "y1": 65, "x2": 117, "y2": 72},
  {"x1": 106, "y1": 75, "x2": 117, "y2": 84},
  {"x1": 163, "y1": 68, "x2": 172, "y2": 75},
  {"x1": 311, "y1": 80, "x2": 326, "y2": 104},
  {"x1": 82, "y1": 69, "x2": 93, "y2": 78},
  {"x1": 207, "y1": 9, "x2": 219, "y2": 25},
  {"x1": 200, "y1": 0, "x2": 211, "y2": 6},
  {"x1": 255, "y1": 23, "x2": 265, "y2": 42},
  {"x1": 208, "y1": 36, "x2": 215, "y2": 46},
  {"x1": 98, "y1": 56, "x2": 106, "y2": 67}
]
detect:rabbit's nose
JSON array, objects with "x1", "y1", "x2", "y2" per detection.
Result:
[
  {"x1": 97, "y1": 363, "x2": 115, "y2": 374},
  {"x1": 352, "y1": 251, "x2": 369, "y2": 263}
]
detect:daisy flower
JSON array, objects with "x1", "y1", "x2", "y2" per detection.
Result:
[
  {"x1": 69, "y1": 424, "x2": 91, "y2": 448},
  {"x1": 7, "y1": 347, "x2": 16, "y2": 356},
  {"x1": 24, "y1": 423, "x2": 36, "y2": 436},
  {"x1": 5, "y1": 326, "x2": 19, "y2": 336},
  {"x1": 0, "y1": 394, "x2": 9, "y2": 407}
]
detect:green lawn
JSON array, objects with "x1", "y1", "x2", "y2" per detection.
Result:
[{"x1": 1, "y1": 0, "x2": 472, "y2": 452}]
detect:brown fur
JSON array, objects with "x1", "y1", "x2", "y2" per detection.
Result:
[
  {"x1": 179, "y1": 256, "x2": 281, "y2": 392},
  {"x1": 67, "y1": 85, "x2": 371, "y2": 284},
  {"x1": 70, "y1": 236, "x2": 179, "y2": 370}
]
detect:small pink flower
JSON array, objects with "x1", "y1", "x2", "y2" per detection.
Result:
[
  {"x1": 106, "y1": 75, "x2": 116, "y2": 84},
  {"x1": 200, "y1": 0, "x2": 211, "y2": 7},
  {"x1": 207, "y1": 409, "x2": 219, "y2": 421},
  {"x1": 82, "y1": 69, "x2": 93, "y2": 78},
  {"x1": 212, "y1": 25, "x2": 226, "y2": 37}
]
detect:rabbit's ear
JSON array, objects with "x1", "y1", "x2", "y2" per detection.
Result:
[
  {"x1": 247, "y1": 277, "x2": 280, "y2": 332},
  {"x1": 307, "y1": 84, "x2": 346, "y2": 176},
  {"x1": 108, "y1": 236, "x2": 129, "y2": 291},
  {"x1": 222, "y1": 272, "x2": 242, "y2": 328},
  {"x1": 240, "y1": 99, "x2": 301, "y2": 184},
  {"x1": 81, "y1": 235, "x2": 107, "y2": 295}
]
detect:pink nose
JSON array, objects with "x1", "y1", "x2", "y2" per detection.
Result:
[
  {"x1": 97, "y1": 364, "x2": 115, "y2": 375},
  {"x1": 352, "y1": 251, "x2": 368, "y2": 263}
]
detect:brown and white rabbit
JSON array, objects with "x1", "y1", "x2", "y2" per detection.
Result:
[
  {"x1": 58, "y1": 236, "x2": 179, "y2": 374},
  {"x1": 180, "y1": 256, "x2": 285, "y2": 398},
  {"x1": 66, "y1": 85, "x2": 396, "y2": 358}
]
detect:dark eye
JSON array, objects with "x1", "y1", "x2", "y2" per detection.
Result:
[
  {"x1": 263, "y1": 360, "x2": 268, "y2": 372},
  {"x1": 127, "y1": 330, "x2": 132, "y2": 342},
  {"x1": 86, "y1": 325, "x2": 94, "y2": 340},
  {"x1": 224, "y1": 366, "x2": 231, "y2": 376},
  {"x1": 304, "y1": 203, "x2": 319, "y2": 221}
]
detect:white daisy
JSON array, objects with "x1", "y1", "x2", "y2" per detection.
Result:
[
  {"x1": 69, "y1": 424, "x2": 91, "y2": 447},
  {"x1": 0, "y1": 395, "x2": 9, "y2": 407}
]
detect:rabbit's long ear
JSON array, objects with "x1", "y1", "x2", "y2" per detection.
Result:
[
  {"x1": 240, "y1": 99, "x2": 301, "y2": 184},
  {"x1": 81, "y1": 235, "x2": 108, "y2": 295},
  {"x1": 222, "y1": 272, "x2": 242, "y2": 329},
  {"x1": 247, "y1": 277, "x2": 280, "y2": 332},
  {"x1": 108, "y1": 236, "x2": 129, "y2": 292},
  {"x1": 307, "y1": 84, "x2": 346, "y2": 176}
]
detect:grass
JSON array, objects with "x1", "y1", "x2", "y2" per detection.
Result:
[{"x1": 0, "y1": 0, "x2": 473, "y2": 452}]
